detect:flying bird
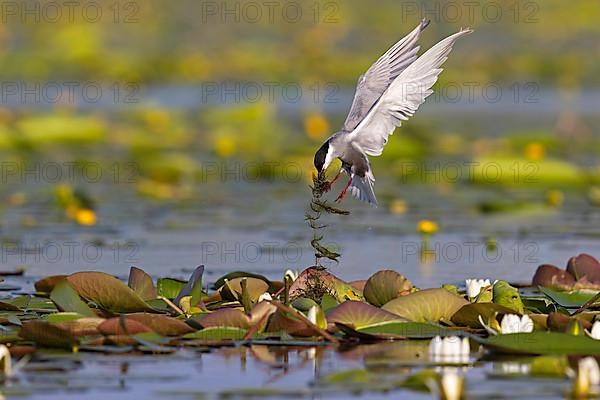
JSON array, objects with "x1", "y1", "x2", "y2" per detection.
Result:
[{"x1": 313, "y1": 20, "x2": 472, "y2": 207}]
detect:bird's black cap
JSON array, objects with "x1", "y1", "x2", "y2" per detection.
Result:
[{"x1": 314, "y1": 141, "x2": 329, "y2": 172}]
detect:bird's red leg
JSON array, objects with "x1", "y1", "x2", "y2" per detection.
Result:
[
  {"x1": 335, "y1": 178, "x2": 352, "y2": 202},
  {"x1": 323, "y1": 172, "x2": 341, "y2": 192}
]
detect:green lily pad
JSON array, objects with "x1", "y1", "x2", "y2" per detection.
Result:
[
  {"x1": 539, "y1": 286, "x2": 599, "y2": 308},
  {"x1": 493, "y1": 281, "x2": 525, "y2": 314},
  {"x1": 46, "y1": 312, "x2": 87, "y2": 323},
  {"x1": 213, "y1": 271, "x2": 271, "y2": 290},
  {"x1": 219, "y1": 277, "x2": 268, "y2": 303},
  {"x1": 327, "y1": 300, "x2": 405, "y2": 329},
  {"x1": 183, "y1": 326, "x2": 249, "y2": 341},
  {"x1": 382, "y1": 288, "x2": 468, "y2": 322},
  {"x1": 363, "y1": 270, "x2": 413, "y2": 307},
  {"x1": 156, "y1": 278, "x2": 187, "y2": 299},
  {"x1": 50, "y1": 279, "x2": 96, "y2": 317},
  {"x1": 356, "y1": 321, "x2": 457, "y2": 339},
  {"x1": 451, "y1": 303, "x2": 518, "y2": 328},
  {"x1": 474, "y1": 331, "x2": 600, "y2": 355}
]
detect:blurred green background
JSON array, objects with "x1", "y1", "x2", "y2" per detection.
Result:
[{"x1": 0, "y1": 0, "x2": 599, "y2": 228}]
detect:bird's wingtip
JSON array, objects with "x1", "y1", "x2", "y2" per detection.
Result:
[{"x1": 420, "y1": 19, "x2": 431, "y2": 30}]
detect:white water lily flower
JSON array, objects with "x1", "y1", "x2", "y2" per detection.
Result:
[
  {"x1": 0, "y1": 344, "x2": 11, "y2": 376},
  {"x1": 500, "y1": 314, "x2": 533, "y2": 334},
  {"x1": 428, "y1": 336, "x2": 470, "y2": 364},
  {"x1": 574, "y1": 357, "x2": 600, "y2": 396},
  {"x1": 257, "y1": 292, "x2": 272, "y2": 302},
  {"x1": 499, "y1": 362, "x2": 531, "y2": 375},
  {"x1": 439, "y1": 369, "x2": 464, "y2": 400},
  {"x1": 590, "y1": 321, "x2": 600, "y2": 340},
  {"x1": 284, "y1": 269, "x2": 298, "y2": 282},
  {"x1": 307, "y1": 306, "x2": 318, "y2": 325},
  {"x1": 465, "y1": 279, "x2": 491, "y2": 299}
]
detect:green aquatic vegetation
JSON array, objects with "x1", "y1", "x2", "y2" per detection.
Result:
[
  {"x1": 381, "y1": 288, "x2": 469, "y2": 323},
  {"x1": 493, "y1": 280, "x2": 525, "y2": 314},
  {"x1": 363, "y1": 270, "x2": 414, "y2": 307},
  {"x1": 0, "y1": 251, "x2": 599, "y2": 368},
  {"x1": 306, "y1": 171, "x2": 350, "y2": 266}
]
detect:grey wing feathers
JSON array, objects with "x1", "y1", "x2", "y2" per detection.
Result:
[
  {"x1": 342, "y1": 19, "x2": 430, "y2": 132},
  {"x1": 348, "y1": 28, "x2": 472, "y2": 157}
]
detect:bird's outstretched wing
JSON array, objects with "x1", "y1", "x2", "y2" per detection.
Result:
[
  {"x1": 342, "y1": 19, "x2": 430, "y2": 132},
  {"x1": 348, "y1": 28, "x2": 472, "y2": 157}
]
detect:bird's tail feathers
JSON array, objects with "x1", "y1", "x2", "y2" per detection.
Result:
[{"x1": 349, "y1": 175, "x2": 378, "y2": 207}]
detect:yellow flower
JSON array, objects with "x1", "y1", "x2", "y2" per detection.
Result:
[
  {"x1": 417, "y1": 219, "x2": 438, "y2": 235},
  {"x1": 524, "y1": 142, "x2": 545, "y2": 161},
  {"x1": 545, "y1": 190, "x2": 564, "y2": 207},
  {"x1": 389, "y1": 199, "x2": 408, "y2": 215},
  {"x1": 304, "y1": 112, "x2": 330, "y2": 141},
  {"x1": 144, "y1": 109, "x2": 171, "y2": 131},
  {"x1": 75, "y1": 209, "x2": 97, "y2": 226},
  {"x1": 214, "y1": 134, "x2": 236, "y2": 158}
]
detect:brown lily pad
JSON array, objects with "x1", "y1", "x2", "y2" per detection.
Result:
[
  {"x1": 34, "y1": 275, "x2": 67, "y2": 293},
  {"x1": 54, "y1": 317, "x2": 105, "y2": 337},
  {"x1": 126, "y1": 313, "x2": 195, "y2": 336},
  {"x1": 20, "y1": 320, "x2": 77, "y2": 349},
  {"x1": 567, "y1": 254, "x2": 600, "y2": 283},
  {"x1": 67, "y1": 271, "x2": 155, "y2": 313},
  {"x1": 532, "y1": 264, "x2": 576, "y2": 290},
  {"x1": 98, "y1": 317, "x2": 152, "y2": 336},
  {"x1": 128, "y1": 267, "x2": 157, "y2": 301}
]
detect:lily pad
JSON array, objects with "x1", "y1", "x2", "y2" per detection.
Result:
[
  {"x1": 34, "y1": 275, "x2": 67, "y2": 293},
  {"x1": 339, "y1": 321, "x2": 456, "y2": 340},
  {"x1": 213, "y1": 271, "x2": 271, "y2": 290},
  {"x1": 219, "y1": 277, "x2": 269, "y2": 303},
  {"x1": 67, "y1": 271, "x2": 155, "y2": 313},
  {"x1": 363, "y1": 270, "x2": 413, "y2": 307},
  {"x1": 532, "y1": 264, "x2": 575, "y2": 290},
  {"x1": 451, "y1": 303, "x2": 518, "y2": 328},
  {"x1": 326, "y1": 300, "x2": 406, "y2": 330},
  {"x1": 128, "y1": 266, "x2": 157, "y2": 301},
  {"x1": 50, "y1": 279, "x2": 96, "y2": 317},
  {"x1": 174, "y1": 265, "x2": 205, "y2": 306},
  {"x1": 539, "y1": 286, "x2": 599, "y2": 308},
  {"x1": 382, "y1": 288, "x2": 468, "y2": 322},
  {"x1": 567, "y1": 253, "x2": 600, "y2": 283},
  {"x1": 184, "y1": 326, "x2": 249, "y2": 341},
  {"x1": 474, "y1": 331, "x2": 600, "y2": 355},
  {"x1": 20, "y1": 320, "x2": 78, "y2": 349},
  {"x1": 126, "y1": 313, "x2": 196, "y2": 336},
  {"x1": 157, "y1": 278, "x2": 187, "y2": 299},
  {"x1": 493, "y1": 280, "x2": 525, "y2": 314},
  {"x1": 98, "y1": 317, "x2": 152, "y2": 335}
]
